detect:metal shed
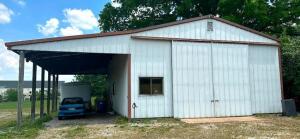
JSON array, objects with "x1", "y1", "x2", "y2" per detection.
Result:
[{"x1": 5, "y1": 15, "x2": 283, "y2": 121}]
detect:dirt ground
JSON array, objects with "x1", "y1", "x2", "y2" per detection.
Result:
[
  {"x1": 181, "y1": 116, "x2": 260, "y2": 124},
  {"x1": 36, "y1": 114, "x2": 300, "y2": 139}
]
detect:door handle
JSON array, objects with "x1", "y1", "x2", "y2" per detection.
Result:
[{"x1": 211, "y1": 100, "x2": 220, "y2": 102}]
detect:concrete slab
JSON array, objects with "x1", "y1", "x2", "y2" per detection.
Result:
[{"x1": 181, "y1": 116, "x2": 260, "y2": 124}]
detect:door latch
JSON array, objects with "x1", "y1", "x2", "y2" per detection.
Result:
[{"x1": 211, "y1": 100, "x2": 219, "y2": 102}]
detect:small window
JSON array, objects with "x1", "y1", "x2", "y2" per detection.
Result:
[
  {"x1": 207, "y1": 21, "x2": 213, "y2": 31},
  {"x1": 139, "y1": 77, "x2": 163, "y2": 95}
]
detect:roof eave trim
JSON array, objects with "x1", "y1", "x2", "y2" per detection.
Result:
[{"x1": 131, "y1": 36, "x2": 280, "y2": 47}]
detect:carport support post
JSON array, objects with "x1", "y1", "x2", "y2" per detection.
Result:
[
  {"x1": 17, "y1": 51, "x2": 25, "y2": 127},
  {"x1": 51, "y1": 74, "x2": 55, "y2": 112},
  {"x1": 47, "y1": 72, "x2": 51, "y2": 114},
  {"x1": 40, "y1": 68, "x2": 45, "y2": 118},
  {"x1": 55, "y1": 75, "x2": 59, "y2": 111},
  {"x1": 31, "y1": 63, "x2": 37, "y2": 121}
]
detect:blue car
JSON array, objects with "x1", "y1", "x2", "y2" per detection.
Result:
[{"x1": 58, "y1": 97, "x2": 85, "y2": 120}]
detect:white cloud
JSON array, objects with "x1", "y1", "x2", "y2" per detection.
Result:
[
  {"x1": 59, "y1": 26, "x2": 83, "y2": 36},
  {"x1": 0, "y1": 3, "x2": 14, "y2": 24},
  {"x1": 37, "y1": 18, "x2": 59, "y2": 36},
  {"x1": 0, "y1": 39, "x2": 19, "y2": 80},
  {"x1": 63, "y1": 8, "x2": 98, "y2": 30},
  {"x1": 0, "y1": 39, "x2": 18, "y2": 70},
  {"x1": 111, "y1": 0, "x2": 121, "y2": 7},
  {"x1": 14, "y1": 0, "x2": 26, "y2": 7}
]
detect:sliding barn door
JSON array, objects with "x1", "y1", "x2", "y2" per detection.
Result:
[
  {"x1": 172, "y1": 42, "x2": 252, "y2": 118},
  {"x1": 212, "y1": 44, "x2": 252, "y2": 117},
  {"x1": 172, "y1": 42, "x2": 214, "y2": 118}
]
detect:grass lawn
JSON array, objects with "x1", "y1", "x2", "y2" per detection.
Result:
[
  {"x1": 1, "y1": 100, "x2": 299, "y2": 139},
  {"x1": 0, "y1": 101, "x2": 53, "y2": 139},
  {"x1": 0, "y1": 100, "x2": 40, "y2": 112},
  {"x1": 37, "y1": 114, "x2": 300, "y2": 139}
]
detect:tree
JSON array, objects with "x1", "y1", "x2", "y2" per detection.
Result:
[
  {"x1": 218, "y1": 0, "x2": 300, "y2": 36},
  {"x1": 99, "y1": 0, "x2": 299, "y2": 36},
  {"x1": 74, "y1": 75, "x2": 108, "y2": 97},
  {"x1": 99, "y1": 0, "x2": 220, "y2": 32},
  {"x1": 5, "y1": 89, "x2": 18, "y2": 101},
  {"x1": 280, "y1": 33, "x2": 300, "y2": 98}
]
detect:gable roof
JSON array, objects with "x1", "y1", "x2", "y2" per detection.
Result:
[{"x1": 5, "y1": 15, "x2": 279, "y2": 47}]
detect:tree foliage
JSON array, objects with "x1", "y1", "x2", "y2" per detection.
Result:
[
  {"x1": 219, "y1": 0, "x2": 300, "y2": 36},
  {"x1": 281, "y1": 34, "x2": 300, "y2": 97},
  {"x1": 99, "y1": 0, "x2": 220, "y2": 32},
  {"x1": 74, "y1": 75, "x2": 108, "y2": 97},
  {"x1": 99, "y1": 0, "x2": 300, "y2": 36},
  {"x1": 5, "y1": 89, "x2": 18, "y2": 101}
]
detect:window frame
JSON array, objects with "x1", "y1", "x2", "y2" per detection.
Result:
[
  {"x1": 207, "y1": 21, "x2": 213, "y2": 31},
  {"x1": 139, "y1": 77, "x2": 164, "y2": 96}
]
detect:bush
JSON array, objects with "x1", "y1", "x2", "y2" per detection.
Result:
[{"x1": 5, "y1": 89, "x2": 18, "y2": 101}]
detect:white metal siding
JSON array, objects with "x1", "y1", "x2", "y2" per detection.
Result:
[
  {"x1": 109, "y1": 55, "x2": 128, "y2": 117},
  {"x1": 134, "y1": 19, "x2": 277, "y2": 43},
  {"x1": 172, "y1": 42, "x2": 251, "y2": 118},
  {"x1": 10, "y1": 35, "x2": 130, "y2": 54},
  {"x1": 130, "y1": 39, "x2": 172, "y2": 118},
  {"x1": 212, "y1": 43, "x2": 251, "y2": 117},
  {"x1": 172, "y1": 42, "x2": 214, "y2": 118},
  {"x1": 249, "y1": 45, "x2": 282, "y2": 113}
]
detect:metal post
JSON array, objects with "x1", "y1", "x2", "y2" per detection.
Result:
[
  {"x1": 55, "y1": 75, "x2": 59, "y2": 111},
  {"x1": 40, "y1": 68, "x2": 45, "y2": 118},
  {"x1": 51, "y1": 74, "x2": 55, "y2": 112},
  {"x1": 47, "y1": 72, "x2": 51, "y2": 114},
  {"x1": 17, "y1": 51, "x2": 25, "y2": 127},
  {"x1": 31, "y1": 63, "x2": 37, "y2": 121}
]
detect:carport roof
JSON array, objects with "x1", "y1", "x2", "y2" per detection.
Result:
[
  {"x1": 5, "y1": 15, "x2": 279, "y2": 48},
  {"x1": 23, "y1": 51, "x2": 115, "y2": 74}
]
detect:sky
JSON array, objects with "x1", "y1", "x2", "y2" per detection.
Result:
[{"x1": 0, "y1": 0, "x2": 115, "y2": 82}]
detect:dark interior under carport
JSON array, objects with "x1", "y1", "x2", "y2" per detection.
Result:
[
  {"x1": 13, "y1": 50, "x2": 128, "y2": 122},
  {"x1": 21, "y1": 51, "x2": 115, "y2": 74}
]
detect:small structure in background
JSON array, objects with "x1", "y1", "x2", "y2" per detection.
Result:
[
  {"x1": 0, "y1": 80, "x2": 64, "y2": 101},
  {"x1": 61, "y1": 82, "x2": 92, "y2": 111}
]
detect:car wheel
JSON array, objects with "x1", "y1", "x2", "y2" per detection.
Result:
[{"x1": 58, "y1": 116, "x2": 63, "y2": 120}]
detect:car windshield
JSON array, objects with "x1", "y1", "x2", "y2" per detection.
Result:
[{"x1": 62, "y1": 98, "x2": 83, "y2": 105}]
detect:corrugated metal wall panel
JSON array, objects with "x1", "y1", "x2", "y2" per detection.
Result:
[
  {"x1": 130, "y1": 39, "x2": 172, "y2": 118},
  {"x1": 172, "y1": 42, "x2": 252, "y2": 118},
  {"x1": 108, "y1": 55, "x2": 128, "y2": 117},
  {"x1": 212, "y1": 43, "x2": 251, "y2": 117},
  {"x1": 172, "y1": 42, "x2": 214, "y2": 118},
  {"x1": 134, "y1": 19, "x2": 277, "y2": 43},
  {"x1": 249, "y1": 45, "x2": 282, "y2": 113},
  {"x1": 11, "y1": 35, "x2": 130, "y2": 54}
]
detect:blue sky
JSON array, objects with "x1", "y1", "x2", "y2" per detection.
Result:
[{"x1": 0, "y1": 0, "x2": 112, "y2": 82}]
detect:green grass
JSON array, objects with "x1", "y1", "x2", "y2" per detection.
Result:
[
  {"x1": 0, "y1": 115, "x2": 53, "y2": 139},
  {"x1": 0, "y1": 100, "x2": 43, "y2": 113},
  {"x1": 0, "y1": 101, "x2": 54, "y2": 139}
]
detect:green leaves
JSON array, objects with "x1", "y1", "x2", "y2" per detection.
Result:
[
  {"x1": 74, "y1": 75, "x2": 108, "y2": 97},
  {"x1": 99, "y1": 0, "x2": 300, "y2": 36},
  {"x1": 281, "y1": 34, "x2": 300, "y2": 97}
]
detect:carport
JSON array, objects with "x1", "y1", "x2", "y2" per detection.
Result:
[{"x1": 5, "y1": 33, "x2": 132, "y2": 127}]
